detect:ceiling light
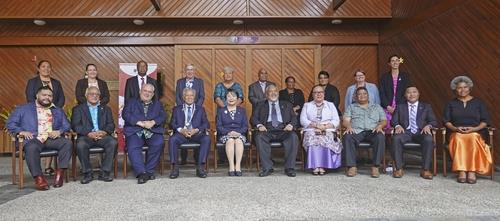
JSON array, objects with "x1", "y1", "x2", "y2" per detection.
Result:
[
  {"x1": 33, "y1": 19, "x2": 46, "y2": 26},
  {"x1": 233, "y1": 19, "x2": 244, "y2": 25},
  {"x1": 331, "y1": 19, "x2": 342, "y2": 25},
  {"x1": 133, "y1": 19, "x2": 145, "y2": 26}
]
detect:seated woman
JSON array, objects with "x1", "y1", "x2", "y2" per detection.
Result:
[
  {"x1": 444, "y1": 75, "x2": 492, "y2": 184},
  {"x1": 300, "y1": 85, "x2": 341, "y2": 175},
  {"x1": 75, "y1": 64, "x2": 111, "y2": 105},
  {"x1": 216, "y1": 89, "x2": 248, "y2": 176}
]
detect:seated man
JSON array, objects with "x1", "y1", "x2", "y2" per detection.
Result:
[
  {"x1": 169, "y1": 88, "x2": 210, "y2": 179},
  {"x1": 252, "y1": 84, "x2": 299, "y2": 177},
  {"x1": 391, "y1": 86, "x2": 438, "y2": 179},
  {"x1": 343, "y1": 87, "x2": 387, "y2": 178},
  {"x1": 7, "y1": 86, "x2": 72, "y2": 190},
  {"x1": 122, "y1": 83, "x2": 166, "y2": 184},
  {"x1": 71, "y1": 86, "x2": 117, "y2": 184}
]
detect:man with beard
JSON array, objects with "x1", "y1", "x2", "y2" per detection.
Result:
[{"x1": 7, "y1": 86, "x2": 72, "y2": 190}]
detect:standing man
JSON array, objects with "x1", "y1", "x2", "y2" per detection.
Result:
[
  {"x1": 169, "y1": 88, "x2": 210, "y2": 179},
  {"x1": 72, "y1": 86, "x2": 117, "y2": 184},
  {"x1": 391, "y1": 86, "x2": 438, "y2": 179},
  {"x1": 122, "y1": 84, "x2": 166, "y2": 184},
  {"x1": 7, "y1": 86, "x2": 72, "y2": 190},
  {"x1": 124, "y1": 60, "x2": 161, "y2": 103},
  {"x1": 252, "y1": 84, "x2": 299, "y2": 177},
  {"x1": 248, "y1": 68, "x2": 275, "y2": 115}
]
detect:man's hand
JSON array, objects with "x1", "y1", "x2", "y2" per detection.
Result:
[
  {"x1": 372, "y1": 125, "x2": 384, "y2": 134},
  {"x1": 395, "y1": 126, "x2": 404, "y2": 134},
  {"x1": 421, "y1": 125, "x2": 432, "y2": 135},
  {"x1": 343, "y1": 127, "x2": 354, "y2": 135},
  {"x1": 48, "y1": 130, "x2": 61, "y2": 139},
  {"x1": 143, "y1": 120, "x2": 156, "y2": 129},
  {"x1": 258, "y1": 125, "x2": 267, "y2": 132},
  {"x1": 87, "y1": 131, "x2": 99, "y2": 140},
  {"x1": 19, "y1": 131, "x2": 34, "y2": 140},
  {"x1": 284, "y1": 124, "x2": 293, "y2": 132}
]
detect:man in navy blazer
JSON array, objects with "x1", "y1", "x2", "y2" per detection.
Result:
[
  {"x1": 71, "y1": 86, "x2": 117, "y2": 184},
  {"x1": 169, "y1": 88, "x2": 210, "y2": 179},
  {"x1": 124, "y1": 60, "x2": 161, "y2": 103},
  {"x1": 251, "y1": 84, "x2": 299, "y2": 177},
  {"x1": 122, "y1": 83, "x2": 166, "y2": 184},
  {"x1": 7, "y1": 86, "x2": 72, "y2": 190},
  {"x1": 391, "y1": 86, "x2": 438, "y2": 179}
]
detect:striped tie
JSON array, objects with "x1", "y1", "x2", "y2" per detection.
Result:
[{"x1": 409, "y1": 104, "x2": 418, "y2": 134}]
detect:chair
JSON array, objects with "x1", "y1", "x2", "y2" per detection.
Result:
[
  {"x1": 166, "y1": 130, "x2": 210, "y2": 171},
  {"x1": 389, "y1": 128, "x2": 437, "y2": 176},
  {"x1": 122, "y1": 134, "x2": 166, "y2": 178},
  {"x1": 254, "y1": 129, "x2": 305, "y2": 171},
  {"x1": 338, "y1": 128, "x2": 386, "y2": 172},
  {"x1": 442, "y1": 127, "x2": 495, "y2": 179},
  {"x1": 71, "y1": 133, "x2": 118, "y2": 181},
  {"x1": 11, "y1": 134, "x2": 71, "y2": 189},
  {"x1": 213, "y1": 130, "x2": 254, "y2": 173}
]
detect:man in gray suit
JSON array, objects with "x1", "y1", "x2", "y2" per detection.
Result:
[
  {"x1": 391, "y1": 86, "x2": 438, "y2": 179},
  {"x1": 248, "y1": 68, "x2": 275, "y2": 116},
  {"x1": 251, "y1": 84, "x2": 298, "y2": 177}
]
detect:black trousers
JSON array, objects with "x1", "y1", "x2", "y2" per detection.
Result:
[
  {"x1": 391, "y1": 131, "x2": 433, "y2": 170},
  {"x1": 343, "y1": 131, "x2": 385, "y2": 167},
  {"x1": 76, "y1": 135, "x2": 117, "y2": 174},
  {"x1": 254, "y1": 129, "x2": 298, "y2": 170},
  {"x1": 24, "y1": 137, "x2": 72, "y2": 177}
]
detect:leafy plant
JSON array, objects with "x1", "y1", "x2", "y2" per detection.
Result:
[
  {"x1": 0, "y1": 105, "x2": 13, "y2": 132},
  {"x1": 162, "y1": 102, "x2": 173, "y2": 129}
]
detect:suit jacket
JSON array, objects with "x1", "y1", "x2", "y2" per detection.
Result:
[
  {"x1": 25, "y1": 76, "x2": 65, "y2": 108},
  {"x1": 7, "y1": 102, "x2": 70, "y2": 137},
  {"x1": 248, "y1": 81, "x2": 276, "y2": 109},
  {"x1": 71, "y1": 103, "x2": 115, "y2": 136},
  {"x1": 75, "y1": 78, "x2": 111, "y2": 105},
  {"x1": 379, "y1": 71, "x2": 411, "y2": 108},
  {"x1": 251, "y1": 100, "x2": 298, "y2": 129},
  {"x1": 122, "y1": 98, "x2": 166, "y2": 137},
  {"x1": 216, "y1": 106, "x2": 248, "y2": 136},
  {"x1": 175, "y1": 77, "x2": 205, "y2": 106},
  {"x1": 391, "y1": 102, "x2": 438, "y2": 132},
  {"x1": 124, "y1": 75, "x2": 160, "y2": 103},
  {"x1": 170, "y1": 104, "x2": 209, "y2": 134}
]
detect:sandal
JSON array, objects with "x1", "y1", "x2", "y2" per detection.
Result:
[
  {"x1": 44, "y1": 167, "x2": 55, "y2": 176},
  {"x1": 318, "y1": 168, "x2": 326, "y2": 176},
  {"x1": 312, "y1": 168, "x2": 319, "y2": 175},
  {"x1": 467, "y1": 172, "x2": 477, "y2": 184},
  {"x1": 457, "y1": 171, "x2": 466, "y2": 183}
]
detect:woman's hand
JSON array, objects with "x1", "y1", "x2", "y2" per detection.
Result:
[{"x1": 386, "y1": 106, "x2": 395, "y2": 113}]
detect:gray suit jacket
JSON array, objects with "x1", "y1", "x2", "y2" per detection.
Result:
[{"x1": 248, "y1": 80, "x2": 275, "y2": 109}]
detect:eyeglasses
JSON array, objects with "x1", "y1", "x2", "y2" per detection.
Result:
[
  {"x1": 313, "y1": 91, "x2": 324, "y2": 94},
  {"x1": 87, "y1": 93, "x2": 100, "y2": 96}
]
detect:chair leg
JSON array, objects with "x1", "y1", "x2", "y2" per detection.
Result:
[
  {"x1": 256, "y1": 146, "x2": 260, "y2": 171},
  {"x1": 72, "y1": 150, "x2": 77, "y2": 181},
  {"x1": 19, "y1": 150, "x2": 24, "y2": 189},
  {"x1": 123, "y1": 153, "x2": 127, "y2": 178},
  {"x1": 442, "y1": 148, "x2": 447, "y2": 177},
  {"x1": 11, "y1": 152, "x2": 16, "y2": 185},
  {"x1": 113, "y1": 156, "x2": 118, "y2": 178},
  {"x1": 433, "y1": 148, "x2": 437, "y2": 176},
  {"x1": 214, "y1": 147, "x2": 218, "y2": 173}
]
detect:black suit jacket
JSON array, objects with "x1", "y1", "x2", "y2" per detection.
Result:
[
  {"x1": 71, "y1": 103, "x2": 115, "y2": 136},
  {"x1": 75, "y1": 78, "x2": 110, "y2": 105},
  {"x1": 25, "y1": 76, "x2": 65, "y2": 108},
  {"x1": 124, "y1": 75, "x2": 160, "y2": 103},
  {"x1": 379, "y1": 71, "x2": 411, "y2": 108},
  {"x1": 251, "y1": 100, "x2": 298, "y2": 129},
  {"x1": 391, "y1": 102, "x2": 438, "y2": 132}
]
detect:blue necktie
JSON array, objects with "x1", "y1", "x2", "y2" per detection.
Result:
[
  {"x1": 409, "y1": 104, "x2": 418, "y2": 134},
  {"x1": 271, "y1": 102, "x2": 278, "y2": 128},
  {"x1": 187, "y1": 106, "x2": 193, "y2": 129}
]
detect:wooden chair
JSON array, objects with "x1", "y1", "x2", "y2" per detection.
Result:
[
  {"x1": 165, "y1": 130, "x2": 210, "y2": 171},
  {"x1": 71, "y1": 132, "x2": 118, "y2": 181},
  {"x1": 338, "y1": 127, "x2": 386, "y2": 172},
  {"x1": 213, "y1": 130, "x2": 254, "y2": 173},
  {"x1": 122, "y1": 134, "x2": 165, "y2": 178},
  {"x1": 11, "y1": 133, "x2": 71, "y2": 189},
  {"x1": 441, "y1": 127, "x2": 495, "y2": 179},
  {"x1": 253, "y1": 129, "x2": 305, "y2": 171}
]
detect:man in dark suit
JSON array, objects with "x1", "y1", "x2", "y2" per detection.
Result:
[
  {"x1": 252, "y1": 84, "x2": 299, "y2": 177},
  {"x1": 124, "y1": 60, "x2": 160, "y2": 103},
  {"x1": 7, "y1": 86, "x2": 72, "y2": 190},
  {"x1": 391, "y1": 86, "x2": 438, "y2": 179},
  {"x1": 71, "y1": 86, "x2": 117, "y2": 184},
  {"x1": 122, "y1": 83, "x2": 166, "y2": 184},
  {"x1": 175, "y1": 64, "x2": 204, "y2": 165},
  {"x1": 168, "y1": 88, "x2": 210, "y2": 179},
  {"x1": 248, "y1": 68, "x2": 275, "y2": 116}
]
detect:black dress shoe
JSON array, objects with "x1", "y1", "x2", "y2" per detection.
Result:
[
  {"x1": 98, "y1": 172, "x2": 113, "y2": 182},
  {"x1": 137, "y1": 173, "x2": 148, "y2": 184},
  {"x1": 235, "y1": 171, "x2": 242, "y2": 176},
  {"x1": 179, "y1": 160, "x2": 187, "y2": 165},
  {"x1": 285, "y1": 168, "x2": 296, "y2": 177},
  {"x1": 169, "y1": 166, "x2": 179, "y2": 179},
  {"x1": 228, "y1": 171, "x2": 235, "y2": 176},
  {"x1": 80, "y1": 173, "x2": 93, "y2": 184},
  {"x1": 259, "y1": 169, "x2": 274, "y2": 177},
  {"x1": 147, "y1": 172, "x2": 156, "y2": 180},
  {"x1": 196, "y1": 168, "x2": 207, "y2": 178}
]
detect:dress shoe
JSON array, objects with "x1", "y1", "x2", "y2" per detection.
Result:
[
  {"x1": 285, "y1": 168, "x2": 296, "y2": 177},
  {"x1": 180, "y1": 160, "x2": 187, "y2": 165},
  {"x1": 259, "y1": 168, "x2": 274, "y2": 177},
  {"x1": 81, "y1": 173, "x2": 94, "y2": 184},
  {"x1": 371, "y1": 167, "x2": 380, "y2": 178},
  {"x1": 467, "y1": 173, "x2": 477, "y2": 184},
  {"x1": 97, "y1": 172, "x2": 113, "y2": 182},
  {"x1": 235, "y1": 171, "x2": 242, "y2": 177},
  {"x1": 393, "y1": 169, "x2": 404, "y2": 178},
  {"x1": 147, "y1": 172, "x2": 156, "y2": 180},
  {"x1": 34, "y1": 176, "x2": 49, "y2": 191},
  {"x1": 457, "y1": 171, "x2": 466, "y2": 183},
  {"x1": 196, "y1": 168, "x2": 207, "y2": 178},
  {"x1": 53, "y1": 169, "x2": 65, "y2": 188},
  {"x1": 228, "y1": 171, "x2": 235, "y2": 176},
  {"x1": 137, "y1": 172, "x2": 148, "y2": 184},
  {"x1": 346, "y1": 167, "x2": 357, "y2": 177},
  {"x1": 169, "y1": 166, "x2": 179, "y2": 179},
  {"x1": 420, "y1": 170, "x2": 433, "y2": 180}
]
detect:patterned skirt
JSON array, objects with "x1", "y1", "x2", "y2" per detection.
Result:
[{"x1": 220, "y1": 135, "x2": 247, "y2": 144}]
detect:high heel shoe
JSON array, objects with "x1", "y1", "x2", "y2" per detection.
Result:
[
  {"x1": 235, "y1": 171, "x2": 242, "y2": 176},
  {"x1": 228, "y1": 171, "x2": 236, "y2": 176}
]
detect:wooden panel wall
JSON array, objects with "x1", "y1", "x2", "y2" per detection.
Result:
[{"x1": 379, "y1": 0, "x2": 500, "y2": 160}]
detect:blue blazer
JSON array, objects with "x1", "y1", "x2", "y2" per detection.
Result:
[
  {"x1": 216, "y1": 106, "x2": 248, "y2": 136},
  {"x1": 175, "y1": 77, "x2": 205, "y2": 106},
  {"x1": 7, "y1": 102, "x2": 70, "y2": 137},
  {"x1": 170, "y1": 104, "x2": 209, "y2": 134},
  {"x1": 122, "y1": 98, "x2": 166, "y2": 137},
  {"x1": 25, "y1": 76, "x2": 65, "y2": 108}
]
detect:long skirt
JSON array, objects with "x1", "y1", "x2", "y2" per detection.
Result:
[
  {"x1": 306, "y1": 146, "x2": 341, "y2": 169},
  {"x1": 449, "y1": 132, "x2": 492, "y2": 175}
]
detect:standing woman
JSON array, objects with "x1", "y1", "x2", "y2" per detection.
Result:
[
  {"x1": 75, "y1": 64, "x2": 110, "y2": 105},
  {"x1": 379, "y1": 55, "x2": 410, "y2": 129},
  {"x1": 214, "y1": 66, "x2": 244, "y2": 108},
  {"x1": 444, "y1": 76, "x2": 492, "y2": 184},
  {"x1": 25, "y1": 60, "x2": 65, "y2": 108},
  {"x1": 216, "y1": 89, "x2": 248, "y2": 176},
  {"x1": 344, "y1": 69, "x2": 380, "y2": 110},
  {"x1": 279, "y1": 76, "x2": 305, "y2": 118}
]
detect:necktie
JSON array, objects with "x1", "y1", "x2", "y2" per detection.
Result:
[
  {"x1": 271, "y1": 102, "x2": 278, "y2": 128},
  {"x1": 187, "y1": 106, "x2": 193, "y2": 129},
  {"x1": 141, "y1": 77, "x2": 145, "y2": 87},
  {"x1": 409, "y1": 104, "x2": 418, "y2": 134},
  {"x1": 260, "y1": 82, "x2": 266, "y2": 93},
  {"x1": 186, "y1": 80, "x2": 193, "y2": 89}
]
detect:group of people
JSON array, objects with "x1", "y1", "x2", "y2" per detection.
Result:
[{"x1": 6, "y1": 54, "x2": 493, "y2": 190}]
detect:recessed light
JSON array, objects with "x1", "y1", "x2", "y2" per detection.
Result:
[
  {"x1": 33, "y1": 19, "x2": 46, "y2": 26},
  {"x1": 233, "y1": 19, "x2": 244, "y2": 25},
  {"x1": 331, "y1": 19, "x2": 342, "y2": 25},
  {"x1": 133, "y1": 19, "x2": 145, "y2": 26}
]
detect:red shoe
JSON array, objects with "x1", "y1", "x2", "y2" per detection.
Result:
[
  {"x1": 53, "y1": 169, "x2": 65, "y2": 188},
  {"x1": 34, "y1": 176, "x2": 49, "y2": 191}
]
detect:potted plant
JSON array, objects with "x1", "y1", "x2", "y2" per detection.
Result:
[{"x1": 0, "y1": 105, "x2": 14, "y2": 153}]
